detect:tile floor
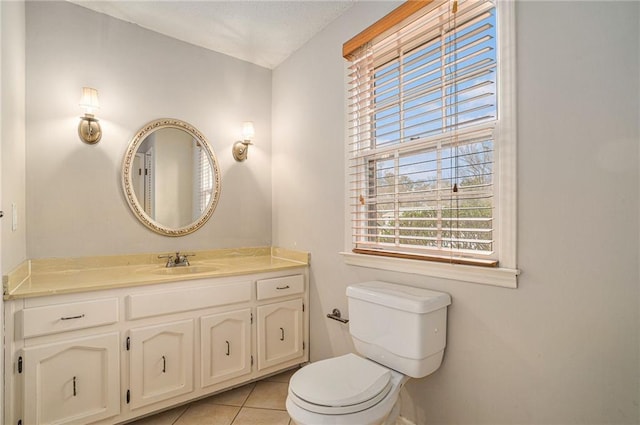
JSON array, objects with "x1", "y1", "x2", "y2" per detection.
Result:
[{"x1": 129, "y1": 368, "x2": 297, "y2": 425}]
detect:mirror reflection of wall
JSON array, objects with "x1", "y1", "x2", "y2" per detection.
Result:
[
  {"x1": 133, "y1": 134, "x2": 155, "y2": 217},
  {"x1": 155, "y1": 128, "x2": 192, "y2": 228},
  {"x1": 130, "y1": 128, "x2": 214, "y2": 229}
]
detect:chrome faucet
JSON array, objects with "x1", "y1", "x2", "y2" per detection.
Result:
[{"x1": 158, "y1": 252, "x2": 194, "y2": 268}]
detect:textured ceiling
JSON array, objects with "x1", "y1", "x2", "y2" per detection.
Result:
[{"x1": 69, "y1": 1, "x2": 355, "y2": 69}]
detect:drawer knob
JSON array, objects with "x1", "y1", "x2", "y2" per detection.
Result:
[
  {"x1": 276, "y1": 285, "x2": 290, "y2": 290},
  {"x1": 61, "y1": 314, "x2": 85, "y2": 321}
]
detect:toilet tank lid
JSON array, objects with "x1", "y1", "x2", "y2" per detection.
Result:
[{"x1": 347, "y1": 281, "x2": 451, "y2": 313}]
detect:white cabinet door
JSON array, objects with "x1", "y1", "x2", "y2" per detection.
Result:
[
  {"x1": 129, "y1": 319, "x2": 194, "y2": 409},
  {"x1": 22, "y1": 332, "x2": 120, "y2": 425},
  {"x1": 256, "y1": 298, "x2": 303, "y2": 370},
  {"x1": 200, "y1": 308, "x2": 252, "y2": 387}
]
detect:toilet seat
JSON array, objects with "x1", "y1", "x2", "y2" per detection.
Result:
[{"x1": 288, "y1": 353, "x2": 393, "y2": 415}]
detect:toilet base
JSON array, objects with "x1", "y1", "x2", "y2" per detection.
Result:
[{"x1": 384, "y1": 399, "x2": 401, "y2": 425}]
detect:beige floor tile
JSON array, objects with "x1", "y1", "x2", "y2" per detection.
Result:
[
  {"x1": 263, "y1": 367, "x2": 299, "y2": 384},
  {"x1": 127, "y1": 405, "x2": 188, "y2": 425},
  {"x1": 231, "y1": 407, "x2": 291, "y2": 425},
  {"x1": 243, "y1": 381, "x2": 289, "y2": 410},
  {"x1": 207, "y1": 383, "x2": 256, "y2": 407},
  {"x1": 174, "y1": 402, "x2": 240, "y2": 425}
]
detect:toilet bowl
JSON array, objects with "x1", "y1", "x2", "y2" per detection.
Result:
[
  {"x1": 285, "y1": 281, "x2": 451, "y2": 425},
  {"x1": 286, "y1": 354, "x2": 409, "y2": 425}
]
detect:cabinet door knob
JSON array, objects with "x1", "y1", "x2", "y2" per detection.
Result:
[
  {"x1": 225, "y1": 340, "x2": 230, "y2": 356},
  {"x1": 73, "y1": 376, "x2": 77, "y2": 396},
  {"x1": 280, "y1": 327, "x2": 285, "y2": 341},
  {"x1": 162, "y1": 355, "x2": 166, "y2": 373}
]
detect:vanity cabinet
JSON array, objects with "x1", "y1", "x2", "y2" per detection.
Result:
[
  {"x1": 21, "y1": 332, "x2": 120, "y2": 425},
  {"x1": 128, "y1": 319, "x2": 194, "y2": 410},
  {"x1": 10, "y1": 297, "x2": 121, "y2": 424},
  {"x1": 257, "y1": 299, "x2": 304, "y2": 371},
  {"x1": 200, "y1": 308, "x2": 252, "y2": 387},
  {"x1": 256, "y1": 275, "x2": 305, "y2": 370},
  {"x1": 4, "y1": 268, "x2": 309, "y2": 425}
]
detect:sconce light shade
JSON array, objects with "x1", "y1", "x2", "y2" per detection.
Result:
[
  {"x1": 242, "y1": 121, "x2": 255, "y2": 140},
  {"x1": 78, "y1": 87, "x2": 102, "y2": 144},
  {"x1": 79, "y1": 87, "x2": 100, "y2": 114},
  {"x1": 233, "y1": 121, "x2": 255, "y2": 162}
]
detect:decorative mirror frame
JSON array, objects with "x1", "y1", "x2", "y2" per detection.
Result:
[{"x1": 122, "y1": 118, "x2": 222, "y2": 236}]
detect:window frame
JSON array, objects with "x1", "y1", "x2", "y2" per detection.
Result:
[{"x1": 342, "y1": 0, "x2": 518, "y2": 288}]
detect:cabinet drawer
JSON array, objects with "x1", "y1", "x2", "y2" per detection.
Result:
[
  {"x1": 17, "y1": 298, "x2": 119, "y2": 339},
  {"x1": 256, "y1": 275, "x2": 304, "y2": 300}
]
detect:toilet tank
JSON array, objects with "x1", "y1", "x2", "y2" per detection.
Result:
[{"x1": 346, "y1": 281, "x2": 451, "y2": 378}]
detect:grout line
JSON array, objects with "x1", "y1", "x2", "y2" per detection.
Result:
[
  {"x1": 171, "y1": 405, "x2": 189, "y2": 425},
  {"x1": 229, "y1": 383, "x2": 258, "y2": 425},
  {"x1": 243, "y1": 383, "x2": 258, "y2": 407},
  {"x1": 240, "y1": 406, "x2": 288, "y2": 412},
  {"x1": 134, "y1": 373, "x2": 294, "y2": 424},
  {"x1": 229, "y1": 407, "x2": 242, "y2": 425}
]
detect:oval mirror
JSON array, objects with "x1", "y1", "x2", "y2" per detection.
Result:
[{"x1": 122, "y1": 118, "x2": 221, "y2": 236}]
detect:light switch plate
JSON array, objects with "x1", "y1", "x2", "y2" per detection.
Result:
[{"x1": 12, "y1": 203, "x2": 17, "y2": 231}]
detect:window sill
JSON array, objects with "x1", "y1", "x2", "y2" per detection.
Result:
[{"x1": 340, "y1": 251, "x2": 519, "y2": 289}]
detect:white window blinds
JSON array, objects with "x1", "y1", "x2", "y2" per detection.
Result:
[
  {"x1": 347, "y1": 0, "x2": 499, "y2": 266},
  {"x1": 193, "y1": 141, "x2": 214, "y2": 220}
]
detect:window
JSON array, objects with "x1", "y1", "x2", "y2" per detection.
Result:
[
  {"x1": 343, "y1": 0, "x2": 518, "y2": 287},
  {"x1": 192, "y1": 141, "x2": 213, "y2": 221}
]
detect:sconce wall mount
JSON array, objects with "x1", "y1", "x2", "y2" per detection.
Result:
[
  {"x1": 232, "y1": 121, "x2": 255, "y2": 162},
  {"x1": 232, "y1": 139, "x2": 252, "y2": 161},
  {"x1": 78, "y1": 113, "x2": 102, "y2": 144},
  {"x1": 78, "y1": 87, "x2": 102, "y2": 144}
]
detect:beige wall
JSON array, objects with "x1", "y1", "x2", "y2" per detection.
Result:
[
  {"x1": 1, "y1": 1, "x2": 27, "y2": 273},
  {"x1": 273, "y1": 1, "x2": 640, "y2": 424},
  {"x1": 25, "y1": 1, "x2": 273, "y2": 259},
  {"x1": 1, "y1": 1, "x2": 27, "y2": 419}
]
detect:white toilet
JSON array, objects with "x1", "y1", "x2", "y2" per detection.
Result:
[{"x1": 286, "y1": 281, "x2": 451, "y2": 425}]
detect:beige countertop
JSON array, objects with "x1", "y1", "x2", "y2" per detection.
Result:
[{"x1": 4, "y1": 247, "x2": 309, "y2": 300}]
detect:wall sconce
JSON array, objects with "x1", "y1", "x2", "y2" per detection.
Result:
[
  {"x1": 78, "y1": 87, "x2": 102, "y2": 144},
  {"x1": 232, "y1": 121, "x2": 255, "y2": 162}
]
